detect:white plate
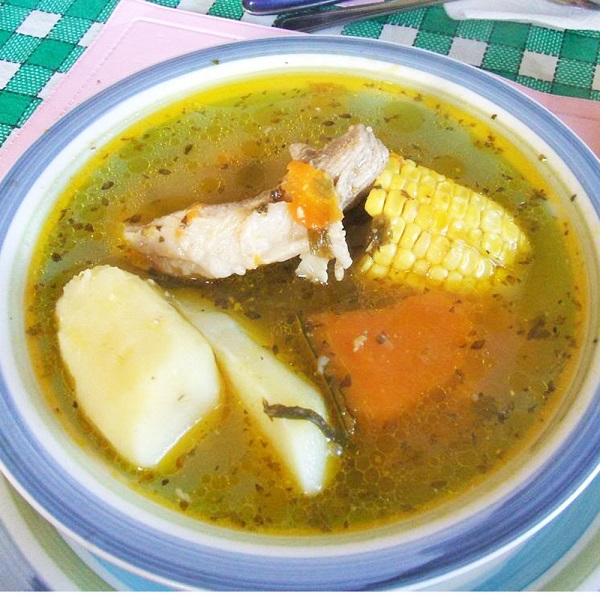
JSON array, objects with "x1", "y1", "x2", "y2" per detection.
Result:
[
  {"x1": 0, "y1": 476, "x2": 110, "y2": 590},
  {"x1": 1, "y1": 473, "x2": 599, "y2": 590}
]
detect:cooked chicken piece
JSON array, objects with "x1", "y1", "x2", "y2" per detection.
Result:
[
  {"x1": 289, "y1": 124, "x2": 388, "y2": 211},
  {"x1": 124, "y1": 125, "x2": 389, "y2": 283}
]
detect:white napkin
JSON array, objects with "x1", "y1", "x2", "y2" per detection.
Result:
[{"x1": 444, "y1": 0, "x2": 600, "y2": 30}]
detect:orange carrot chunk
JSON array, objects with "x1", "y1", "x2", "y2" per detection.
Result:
[
  {"x1": 309, "y1": 292, "x2": 474, "y2": 425},
  {"x1": 280, "y1": 160, "x2": 342, "y2": 230}
]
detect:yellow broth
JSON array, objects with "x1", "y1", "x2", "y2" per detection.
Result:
[{"x1": 25, "y1": 73, "x2": 586, "y2": 534}]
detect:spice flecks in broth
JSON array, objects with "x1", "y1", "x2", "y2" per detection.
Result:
[{"x1": 25, "y1": 73, "x2": 585, "y2": 535}]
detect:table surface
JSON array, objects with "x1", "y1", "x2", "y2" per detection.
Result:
[
  {"x1": 1, "y1": 0, "x2": 599, "y2": 151},
  {"x1": 0, "y1": 0, "x2": 599, "y2": 592}
]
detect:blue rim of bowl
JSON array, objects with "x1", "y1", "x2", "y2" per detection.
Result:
[{"x1": 0, "y1": 36, "x2": 599, "y2": 591}]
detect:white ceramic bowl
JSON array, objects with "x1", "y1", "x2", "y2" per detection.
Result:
[{"x1": 0, "y1": 37, "x2": 599, "y2": 591}]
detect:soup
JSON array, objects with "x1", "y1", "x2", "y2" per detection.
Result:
[{"x1": 25, "y1": 73, "x2": 586, "y2": 535}]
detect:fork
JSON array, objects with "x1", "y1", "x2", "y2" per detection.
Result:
[{"x1": 273, "y1": 0, "x2": 600, "y2": 33}]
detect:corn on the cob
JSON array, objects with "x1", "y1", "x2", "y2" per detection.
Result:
[{"x1": 359, "y1": 154, "x2": 530, "y2": 292}]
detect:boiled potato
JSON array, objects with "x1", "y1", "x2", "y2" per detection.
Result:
[
  {"x1": 176, "y1": 294, "x2": 336, "y2": 496},
  {"x1": 56, "y1": 266, "x2": 221, "y2": 468}
]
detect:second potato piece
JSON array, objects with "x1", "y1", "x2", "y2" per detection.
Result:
[{"x1": 176, "y1": 293, "x2": 336, "y2": 496}]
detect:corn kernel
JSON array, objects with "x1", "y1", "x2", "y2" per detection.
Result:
[
  {"x1": 475, "y1": 258, "x2": 495, "y2": 279},
  {"x1": 414, "y1": 204, "x2": 434, "y2": 230},
  {"x1": 391, "y1": 173, "x2": 406, "y2": 192},
  {"x1": 369, "y1": 262, "x2": 390, "y2": 279},
  {"x1": 387, "y1": 154, "x2": 402, "y2": 174},
  {"x1": 402, "y1": 199, "x2": 419, "y2": 223},
  {"x1": 449, "y1": 193, "x2": 469, "y2": 219},
  {"x1": 464, "y1": 204, "x2": 482, "y2": 229},
  {"x1": 413, "y1": 258, "x2": 430, "y2": 276},
  {"x1": 448, "y1": 218, "x2": 466, "y2": 238},
  {"x1": 446, "y1": 271, "x2": 464, "y2": 287},
  {"x1": 429, "y1": 265, "x2": 449, "y2": 282},
  {"x1": 426, "y1": 235, "x2": 451, "y2": 265},
  {"x1": 482, "y1": 232, "x2": 504, "y2": 261},
  {"x1": 431, "y1": 209, "x2": 450, "y2": 233},
  {"x1": 393, "y1": 247, "x2": 416, "y2": 271},
  {"x1": 502, "y1": 220, "x2": 522, "y2": 246},
  {"x1": 432, "y1": 188, "x2": 451, "y2": 210},
  {"x1": 419, "y1": 176, "x2": 437, "y2": 199},
  {"x1": 359, "y1": 255, "x2": 374, "y2": 273},
  {"x1": 413, "y1": 231, "x2": 432, "y2": 259},
  {"x1": 438, "y1": 180, "x2": 453, "y2": 196},
  {"x1": 467, "y1": 228, "x2": 483, "y2": 247},
  {"x1": 389, "y1": 216, "x2": 406, "y2": 244},
  {"x1": 383, "y1": 189, "x2": 406, "y2": 219},
  {"x1": 375, "y1": 169, "x2": 393, "y2": 191},
  {"x1": 405, "y1": 180, "x2": 420, "y2": 199},
  {"x1": 400, "y1": 222, "x2": 421, "y2": 249},
  {"x1": 405, "y1": 272, "x2": 426, "y2": 289},
  {"x1": 443, "y1": 243, "x2": 464, "y2": 271},
  {"x1": 377, "y1": 243, "x2": 398, "y2": 266},
  {"x1": 481, "y1": 208, "x2": 502, "y2": 233},
  {"x1": 365, "y1": 188, "x2": 387, "y2": 216},
  {"x1": 402, "y1": 161, "x2": 420, "y2": 181},
  {"x1": 503, "y1": 245, "x2": 517, "y2": 264},
  {"x1": 470, "y1": 193, "x2": 486, "y2": 212},
  {"x1": 458, "y1": 246, "x2": 480, "y2": 276}
]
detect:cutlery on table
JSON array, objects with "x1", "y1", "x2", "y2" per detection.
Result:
[
  {"x1": 243, "y1": 0, "x2": 338, "y2": 14},
  {"x1": 273, "y1": 0, "x2": 454, "y2": 31},
  {"x1": 271, "y1": 0, "x2": 600, "y2": 33}
]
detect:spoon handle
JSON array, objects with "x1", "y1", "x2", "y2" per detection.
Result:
[
  {"x1": 243, "y1": 0, "x2": 338, "y2": 15},
  {"x1": 274, "y1": 0, "x2": 454, "y2": 32}
]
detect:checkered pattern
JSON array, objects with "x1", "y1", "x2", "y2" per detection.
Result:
[
  {"x1": 0, "y1": 0, "x2": 119, "y2": 146},
  {"x1": 0, "y1": 0, "x2": 599, "y2": 149},
  {"x1": 368, "y1": 7, "x2": 600, "y2": 99}
]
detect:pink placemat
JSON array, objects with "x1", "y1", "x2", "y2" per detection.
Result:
[
  {"x1": 0, "y1": 0, "x2": 598, "y2": 180},
  {"x1": 0, "y1": 0, "x2": 298, "y2": 179}
]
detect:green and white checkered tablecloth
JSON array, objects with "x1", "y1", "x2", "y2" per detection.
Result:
[{"x1": 1, "y1": 0, "x2": 599, "y2": 150}]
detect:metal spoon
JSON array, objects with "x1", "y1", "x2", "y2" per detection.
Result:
[
  {"x1": 274, "y1": 0, "x2": 457, "y2": 31},
  {"x1": 274, "y1": 0, "x2": 600, "y2": 33}
]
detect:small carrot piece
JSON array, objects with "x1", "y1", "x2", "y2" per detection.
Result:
[
  {"x1": 280, "y1": 160, "x2": 342, "y2": 230},
  {"x1": 308, "y1": 292, "x2": 474, "y2": 425}
]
